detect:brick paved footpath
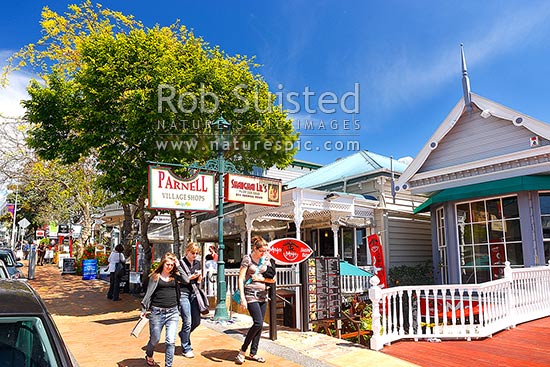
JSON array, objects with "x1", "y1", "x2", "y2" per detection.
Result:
[{"x1": 26, "y1": 262, "x2": 417, "y2": 367}]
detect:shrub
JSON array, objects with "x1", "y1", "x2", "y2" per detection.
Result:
[{"x1": 388, "y1": 261, "x2": 434, "y2": 287}]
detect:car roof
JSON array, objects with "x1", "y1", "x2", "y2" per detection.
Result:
[{"x1": 0, "y1": 279, "x2": 46, "y2": 315}]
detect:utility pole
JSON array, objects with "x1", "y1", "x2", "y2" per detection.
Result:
[{"x1": 10, "y1": 183, "x2": 18, "y2": 250}]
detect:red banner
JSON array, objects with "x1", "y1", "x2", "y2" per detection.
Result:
[{"x1": 367, "y1": 234, "x2": 387, "y2": 288}]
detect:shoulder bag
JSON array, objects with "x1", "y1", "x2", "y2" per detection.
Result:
[
  {"x1": 115, "y1": 253, "x2": 125, "y2": 278},
  {"x1": 181, "y1": 260, "x2": 210, "y2": 315}
]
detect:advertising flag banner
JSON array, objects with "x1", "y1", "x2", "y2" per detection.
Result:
[
  {"x1": 148, "y1": 166, "x2": 215, "y2": 211},
  {"x1": 6, "y1": 203, "x2": 15, "y2": 217},
  {"x1": 225, "y1": 173, "x2": 282, "y2": 206},
  {"x1": 367, "y1": 234, "x2": 388, "y2": 288},
  {"x1": 49, "y1": 222, "x2": 59, "y2": 237}
]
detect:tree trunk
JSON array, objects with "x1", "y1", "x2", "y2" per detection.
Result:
[
  {"x1": 137, "y1": 196, "x2": 157, "y2": 287},
  {"x1": 121, "y1": 203, "x2": 136, "y2": 258}
]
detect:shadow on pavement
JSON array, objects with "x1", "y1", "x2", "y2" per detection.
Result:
[{"x1": 201, "y1": 349, "x2": 239, "y2": 363}]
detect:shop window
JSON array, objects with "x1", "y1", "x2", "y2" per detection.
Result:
[
  {"x1": 456, "y1": 195, "x2": 522, "y2": 284},
  {"x1": 539, "y1": 193, "x2": 550, "y2": 263},
  {"x1": 436, "y1": 207, "x2": 448, "y2": 284}
]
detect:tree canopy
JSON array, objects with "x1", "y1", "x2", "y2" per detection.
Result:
[{"x1": 6, "y1": 1, "x2": 298, "y2": 272}]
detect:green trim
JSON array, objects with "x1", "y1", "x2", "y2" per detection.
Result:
[
  {"x1": 291, "y1": 159, "x2": 322, "y2": 170},
  {"x1": 413, "y1": 175, "x2": 550, "y2": 214}
]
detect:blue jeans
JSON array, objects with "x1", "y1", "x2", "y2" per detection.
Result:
[
  {"x1": 240, "y1": 301, "x2": 267, "y2": 356},
  {"x1": 146, "y1": 306, "x2": 180, "y2": 367},
  {"x1": 179, "y1": 291, "x2": 201, "y2": 353}
]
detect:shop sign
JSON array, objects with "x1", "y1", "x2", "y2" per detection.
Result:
[
  {"x1": 268, "y1": 238, "x2": 313, "y2": 265},
  {"x1": 35, "y1": 229, "x2": 45, "y2": 237},
  {"x1": 225, "y1": 173, "x2": 282, "y2": 206},
  {"x1": 148, "y1": 166, "x2": 215, "y2": 211},
  {"x1": 368, "y1": 234, "x2": 388, "y2": 288}
]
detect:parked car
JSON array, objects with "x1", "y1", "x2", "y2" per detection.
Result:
[
  {"x1": 0, "y1": 260, "x2": 9, "y2": 279},
  {"x1": 0, "y1": 279, "x2": 79, "y2": 366},
  {"x1": 0, "y1": 249, "x2": 24, "y2": 279}
]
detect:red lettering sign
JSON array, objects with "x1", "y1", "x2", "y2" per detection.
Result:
[{"x1": 268, "y1": 238, "x2": 313, "y2": 265}]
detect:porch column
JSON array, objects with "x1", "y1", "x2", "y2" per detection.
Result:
[
  {"x1": 331, "y1": 222, "x2": 339, "y2": 257},
  {"x1": 244, "y1": 211, "x2": 253, "y2": 254}
]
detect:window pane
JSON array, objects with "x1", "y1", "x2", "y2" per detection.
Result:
[
  {"x1": 506, "y1": 242, "x2": 524, "y2": 265},
  {"x1": 462, "y1": 268, "x2": 476, "y2": 284},
  {"x1": 471, "y1": 201, "x2": 486, "y2": 222},
  {"x1": 476, "y1": 268, "x2": 491, "y2": 283},
  {"x1": 472, "y1": 223, "x2": 487, "y2": 244},
  {"x1": 457, "y1": 204, "x2": 471, "y2": 223},
  {"x1": 458, "y1": 223, "x2": 473, "y2": 245},
  {"x1": 540, "y1": 194, "x2": 550, "y2": 215},
  {"x1": 474, "y1": 245, "x2": 489, "y2": 267},
  {"x1": 502, "y1": 197, "x2": 519, "y2": 218},
  {"x1": 504, "y1": 219, "x2": 522, "y2": 242},
  {"x1": 486, "y1": 199, "x2": 502, "y2": 220},
  {"x1": 542, "y1": 217, "x2": 550, "y2": 239},
  {"x1": 461, "y1": 245, "x2": 474, "y2": 266}
]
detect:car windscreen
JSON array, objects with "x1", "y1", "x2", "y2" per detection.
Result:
[
  {"x1": 0, "y1": 254, "x2": 14, "y2": 267},
  {"x1": 0, "y1": 316, "x2": 60, "y2": 367}
]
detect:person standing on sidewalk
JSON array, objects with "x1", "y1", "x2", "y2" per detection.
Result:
[
  {"x1": 176, "y1": 242, "x2": 203, "y2": 359},
  {"x1": 141, "y1": 252, "x2": 181, "y2": 367},
  {"x1": 107, "y1": 244, "x2": 125, "y2": 301},
  {"x1": 235, "y1": 236, "x2": 271, "y2": 364}
]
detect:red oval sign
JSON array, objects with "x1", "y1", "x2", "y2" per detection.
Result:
[{"x1": 268, "y1": 238, "x2": 313, "y2": 265}]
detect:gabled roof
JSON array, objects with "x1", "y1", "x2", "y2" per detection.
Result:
[
  {"x1": 286, "y1": 150, "x2": 408, "y2": 189},
  {"x1": 396, "y1": 93, "x2": 550, "y2": 193}
]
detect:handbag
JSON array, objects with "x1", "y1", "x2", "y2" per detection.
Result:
[
  {"x1": 232, "y1": 256, "x2": 263, "y2": 304},
  {"x1": 130, "y1": 314, "x2": 149, "y2": 338},
  {"x1": 115, "y1": 253, "x2": 125, "y2": 278},
  {"x1": 180, "y1": 259, "x2": 210, "y2": 315}
]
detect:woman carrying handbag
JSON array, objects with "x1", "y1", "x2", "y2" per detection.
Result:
[
  {"x1": 234, "y1": 236, "x2": 272, "y2": 364},
  {"x1": 107, "y1": 244, "x2": 125, "y2": 301},
  {"x1": 176, "y1": 242, "x2": 203, "y2": 358}
]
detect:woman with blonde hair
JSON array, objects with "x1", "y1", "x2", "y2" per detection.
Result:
[
  {"x1": 141, "y1": 252, "x2": 181, "y2": 367},
  {"x1": 176, "y1": 242, "x2": 203, "y2": 358},
  {"x1": 235, "y1": 236, "x2": 271, "y2": 364}
]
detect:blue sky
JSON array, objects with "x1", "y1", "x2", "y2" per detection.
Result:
[{"x1": 2, "y1": 0, "x2": 550, "y2": 167}]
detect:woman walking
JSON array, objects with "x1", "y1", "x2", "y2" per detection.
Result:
[
  {"x1": 107, "y1": 244, "x2": 125, "y2": 301},
  {"x1": 176, "y1": 242, "x2": 203, "y2": 358},
  {"x1": 234, "y1": 236, "x2": 271, "y2": 364},
  {"x1": 141, "y1": 252, "x2": 181, "y2": 367}
]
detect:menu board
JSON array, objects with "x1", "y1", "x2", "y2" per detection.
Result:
[
  {"x1": 62, "y1": 257, "x2": 77, "y2": 275},
  {"x1": 307, "y1": 257, "x2": 341, "y2": 321}
]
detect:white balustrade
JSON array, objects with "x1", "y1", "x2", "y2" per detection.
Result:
[{"x1": 369, "y1": 261, "x2": 550, "y2": 351}]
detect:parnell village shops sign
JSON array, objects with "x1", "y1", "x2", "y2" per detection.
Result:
[{"x1": 148, "y1": 165, "x2": 282, "y2": 211}]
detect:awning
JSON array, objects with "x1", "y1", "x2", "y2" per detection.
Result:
[
  {"x1": 339, "y1": 261, "x2": 373, "y2": 276},
  {"x1": 414, "y1": 175, "x2": 550, "y2": 213}
]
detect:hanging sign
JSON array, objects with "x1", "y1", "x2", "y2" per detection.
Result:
[
  {"x1": 148, "y1": 166, "x2": 215, "y2": 211},
  {"x1": 268, "y1": 238, "x2": 313, "y2": 265},
  {"x1": 367, "y1": 234, "x2": 388, "y2": 288},
  {"x1": 225, "y1": 173, "x2": 282, "y2": 206}
]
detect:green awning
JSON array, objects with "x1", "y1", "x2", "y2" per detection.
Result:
[
  {"x1": 414, "y1": 175, "x2": 550, "y2": 214},
  {"x1": 339, "y1": 261, "x2": 373, "y2": 276}
]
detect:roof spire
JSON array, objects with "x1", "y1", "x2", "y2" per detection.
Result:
[{"x1": 461, "y1": 43, "x2": 472, "y2": 112}]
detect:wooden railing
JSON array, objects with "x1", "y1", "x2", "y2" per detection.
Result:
[{"x1": 368, "y1": 261, "x2": 550, "y2": 351}]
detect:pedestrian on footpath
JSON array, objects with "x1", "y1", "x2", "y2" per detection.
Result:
[
  {"x1": 176, "y1": 242, "x2": 202, "y2": 358},
  {"x1": 37, "y1": 241, "x2": 46, "y2": 266},
  {"x1": 141, "y1": 252, "x2": 181, "y2": 367},
  {"x1": 107, "y1": 244, "x2": 125, "y2": 301},
  {"x1": 235, "y1": 236, "x2": 271, "y2": 364}
]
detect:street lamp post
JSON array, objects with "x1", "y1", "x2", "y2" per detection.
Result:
[
  {"x1": 212, "y1": 116, "x2": 231, "y2": 321},
  {"x1": 152, "y1": 116, "x2": 237, "y2": 321},
  {"x1": 10, "y1": 184, "x2": 19, "y2": 251}
]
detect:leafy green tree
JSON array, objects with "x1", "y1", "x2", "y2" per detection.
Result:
[{"x1": 9, "y1": 1, "x2": 298, "y2": 275}]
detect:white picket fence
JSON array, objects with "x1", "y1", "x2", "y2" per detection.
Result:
[{"x1": 368, "y1": 261, "x2": 550, "y2": 351}]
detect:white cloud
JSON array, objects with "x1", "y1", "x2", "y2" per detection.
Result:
[
  {"x1": 365, "y1": 2, "x2": 550, "y2": 110},
  {"x1": 0, "y1": 50, "x2": 33, "y2": 118}
]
